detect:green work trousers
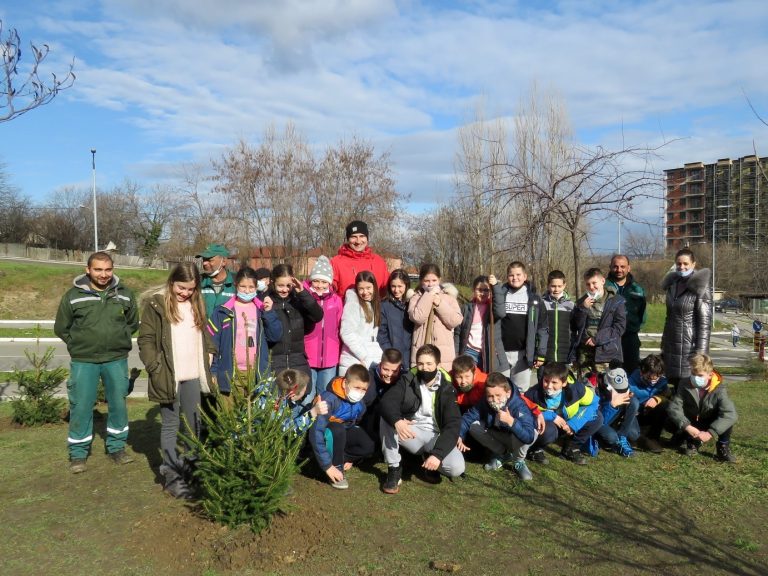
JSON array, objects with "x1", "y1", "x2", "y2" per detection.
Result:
[{"x1": 67, "y1": 358, "x2": 129, "y2": 459}]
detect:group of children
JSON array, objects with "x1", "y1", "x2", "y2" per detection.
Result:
[{"x1": 139, "y1": 256, "x2": 739, "y2": 497}]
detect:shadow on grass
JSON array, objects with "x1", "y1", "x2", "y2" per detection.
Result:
[
  {"x1": 127, "y1": 404, "x2": 163, "y2": 483},
  {"x1": 465, "y1": 455, "x2": 764, "y2": 576}
]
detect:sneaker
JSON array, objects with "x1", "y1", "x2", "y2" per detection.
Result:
[
  {"x1": 70, "y1": 458, "x2": 87, "y2": 474},
  {"x1": 683, "y1": 440, "x2": 700, "y2": 457},
  {"x1": 513, "y1": 460, "x2": 533, "y2": 481},
  {"x1": 615, "y1": 436, "x2": 635, "y2": 458},
  {"x1": 637, "y1": 436, "x2": 664, "y2": 454},
  {"x1": 484, "y1": 458, "x2": 504, "y2": 472},
  {"x1": 109, "y1": 449, "x2": 135, "y2": 465},
  {"x1": 562, "y1": 446, "x2": 588, "y2": 466},
  {"x1": 331, "y1": 476, "x2": 349, "y2": 490},
  {"x1": 382, "y1": 465, "x2": 402, "y2": 494},
  {"x1": 528, "y1": 449, "x2": 549, "y2": 465},
  {"x1": 715, "y1": 442, "x2": 737, "y2": 463}
]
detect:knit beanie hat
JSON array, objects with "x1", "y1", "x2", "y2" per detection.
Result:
[
  {"x1": 345, "y1": 220, "x2": 369, "y2": 239},
  {"x1": 310, "y1": 255, "x2": 333, "y2": 283}
]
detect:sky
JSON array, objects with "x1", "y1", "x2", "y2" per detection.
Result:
[{"x1": 1, "y1": 0, "x2": 767, "y2": 254}]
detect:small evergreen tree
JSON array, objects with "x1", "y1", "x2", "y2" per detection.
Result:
[
  {"x1": 186, "y1": 368, "x2": 305, "y2": 533},
  {"x1": 10, "y1": 346, "x2": 68, "y2": 426}
]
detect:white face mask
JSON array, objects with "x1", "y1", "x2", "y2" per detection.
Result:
[
  {"x1": 205, "y1": 265, "x2": 222, "y2": 278},
  {"x1": 588, "y1": 291, "x2": 602, "y2": 300},
  {"x1": 544, "y1": 388, "x2": 562, "y2": 399},
  {"x1": 257, "y1": 280, "x2": 268, "y2": 292},
  {"x1": 346, "y1": 388, "x2": 366, "y2": 403}
]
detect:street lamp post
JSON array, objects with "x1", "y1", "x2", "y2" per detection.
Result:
[{"x1": 91, "y1": 148, "x2": 98, "y2": 252}]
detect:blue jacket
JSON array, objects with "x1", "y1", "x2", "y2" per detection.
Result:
[
  {"x1": 253, "y1": 378, "x2": 317, "y2": 435},
  {"x1": 596, "y1": 382, "x2": 638, "y2": 427},
  {"x1": 628, "y1": 368, "x2": 670, "y2": 407},
  {"x1": 377, "y1": 297, "x2": 413, "y2": 368},
  {"x1": 208, "y1": 297, "x2": 283, "y2": 393},
  {"x1": 525, "y1": 378, "x2": 599, "y2": 433},
  {"x1": 459, "y1": 386, "x2": 536, "y2": 445},
  {"x1": 309, "y1": 377, "x2": 368, "y2": 470}
]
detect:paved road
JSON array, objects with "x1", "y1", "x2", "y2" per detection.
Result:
[
  {"x1": 0, "y1": 310, "x2": 762, "y2": 399},
  {"x1": 0, "y1": 339, "x2": 150, "y2": 399}
]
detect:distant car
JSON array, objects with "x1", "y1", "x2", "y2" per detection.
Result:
[{"x1": 715, "y1": 298, "x2": 742, "y2": 313}]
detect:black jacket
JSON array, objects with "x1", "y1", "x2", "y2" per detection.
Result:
[
  {"x1": 379, "y1": 368, "x2": 462, "y2": 461},
  {"x1": 268, "y1": 288, "x2": 323, "y2": 376}
]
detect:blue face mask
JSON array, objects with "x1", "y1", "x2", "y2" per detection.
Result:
[
  {"x1": 677, "y1": 269, "x2": 694, "y2": 278},
  {"x1": 690, "y1": 374, "x2": 707, "y2": 388},
  {"x1": 237, "y1": 291, "x2": 258, "y2": 303}
]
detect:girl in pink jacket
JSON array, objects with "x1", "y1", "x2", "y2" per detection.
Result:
[
  {"x1": 408, "y1": 263, "x2": 463, "y2": 371},
  {"x1": 303, "y1": 256, "x2": 343, "y2": 392}
]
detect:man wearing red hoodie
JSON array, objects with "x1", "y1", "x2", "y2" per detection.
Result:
[{"x1": 331, "y1": 220, "x2": 389, "y2": 299}]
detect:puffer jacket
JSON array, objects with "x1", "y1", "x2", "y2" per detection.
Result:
[
  {"x1": 339, "y1": 289, "x2": 383, "y2": 375},
  {"x1": 379, "y1": 368, "x2": 461, "y2": 461},
  {"x1": 454, "y1": 300, "x2": 510, "y2": 374},
  {"x1": 138, "y1": 293, "x2": 216, "y2": 404},
  {"x1": 667, "y1": 371, "x2": 737, "y2": 436},
  {"x1": 303, "y1": 280, "x2": 343, "y2": 369},
  {"x1": 661, "y1": 268, "x2": 712, "y2": 379},
  {"x1": 408, "y1": 283, "x2": 463, "y2": 370},
  {"x1": 378, "y1": 294, "x2": 414, "y2": 368},
  {"x1": 268, "y1": 287, "x2": 324, "y2": 377}
]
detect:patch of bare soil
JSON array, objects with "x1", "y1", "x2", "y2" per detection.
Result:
[{"x1": 132, "y1": 480, "x2": 343, "y2": 576}]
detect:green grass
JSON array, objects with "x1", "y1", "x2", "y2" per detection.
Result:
[
  {"x1": 1, "y1": 378, "x2": 766, "y2": 575},
  {"x1": 0, "y1": 261, "x2": 168, "y2": 320}
]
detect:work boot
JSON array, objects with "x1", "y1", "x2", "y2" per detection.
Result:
[
  {"x1": 683, "y1": 440, "x2": 700, "y2": 457},
  {"x1": 715, "y1": 442, "x2": 737, "y2": 463},
  {"x1": 70, "y1": 458, "x2": 87, "y2": 474},
  {"x1": 164, "y1": 477, "x2": 195, "y2": 500},
  {"x1": 382, "y1": 465, "x2": 402, "y2": 494},
  {"x1": 109, "y1": 449, "x2": 135, "y2": 465}
]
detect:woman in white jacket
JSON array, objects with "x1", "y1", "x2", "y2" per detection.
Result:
[{"x1": 339, "y1": 271, "x2": 383, "y2": 375}]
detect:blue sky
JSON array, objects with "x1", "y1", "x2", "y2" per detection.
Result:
[{"x1": 1, "y1": 0, "x2": 767, "y2": 253}]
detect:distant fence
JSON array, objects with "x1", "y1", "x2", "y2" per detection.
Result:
[{"x1": 0, "y1": 243, "x2": 168, "y2": 269}]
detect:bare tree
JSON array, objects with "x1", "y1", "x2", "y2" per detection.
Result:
[
  {"x1": 1, "y1": 19, "x2": 75, "y2": 122},
  {"x1": 623, "y1": 227, "x2": 664, "y2": 260},
  {"x1": 501, "y1": 85, "x2": 664, "y2": 285},
  {"x1": 212, "y1": 125, "x2": 403, "y2": 267},
  {"x1": 0, "y1": 160, "x2": 32, "y2": 242},
  {"x1": 453, "y1": 106, "x2": 508, "y2": 279}
]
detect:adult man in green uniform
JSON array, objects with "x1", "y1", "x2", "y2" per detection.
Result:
[
  {"x1": 606, "y1": 254, "x2": 647, "y2": 375},
  {"x1": 197, "y1": 243, "x2": 235, "y2": 317},
  {"x1": 54, "y1": 252, "x2": 139, "y2": 473}
]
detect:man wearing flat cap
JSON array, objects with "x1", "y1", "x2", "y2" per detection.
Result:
[
  {"x1": 331, "y1": 220, "x2": 389, "y2": 299},
  {"x1": 197, "y1": 243, "x2": 235, "y2": 318}
]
